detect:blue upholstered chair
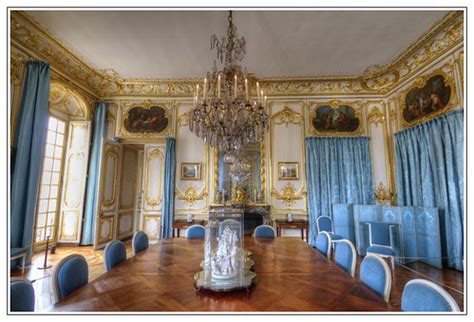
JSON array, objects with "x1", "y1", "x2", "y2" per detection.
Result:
[
  {"x1": 359, "y1": 253, "x2": 392, "y2": 302},
  {"x1": 365, "y1": 222, "x2": 396, "y2": 269},
  {"x1": 10, "y1": 278, "x2": 35, "y2": 312},
  {"x1": 53, "y1": 254, "x2": 89, "y2": 301},
  {"x1": 315, "y1": 231, "x2": 332, "y2": 258},
  {"x1": 317, "y1": 216, "x2": 343, "y2": 250},
  {"x1": 334, "y1": 239, "x2": 357, "y2": 277},
  {"x1": 401, "y1": 279, "x2": 460, "y2": 312},
  {"x1": 132, "y1": 231, "x2": 149, "y2": 255},
  {"x1": 11, "y1": 248, "x2": 27, "y2": 273},
  {"x1": 104, "y1": 240, "x2": 127, "y2": 272},
  {"x1": 185, "y1": 224, "x2": 206, "y2": 239},
  {"x1": 253, "y1": 225, "x2": 276, "y2": 238}
]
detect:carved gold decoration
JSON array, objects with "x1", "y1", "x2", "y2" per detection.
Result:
[
  {"x1": 375, "y1": 182, "x2": 392, "y2": 204},
  {"x1": 271, "y1": 183, "x2": 306, "y2": 207},
  {"x1": 11, "y1": 11, "x2": 463, "y2": 98},
  {"x1": 367, "y1": 106, "x2": 386, "y2": 126},
  {"x1": 97, "y1": 214, "x2": 115, "y2": 245},
  {"x1": 400, "y1": 67, "x2": 459, "y2": 129},
  {"x1": 100, "y1": 144, "x2": 120, "y2": 208},
  {"x1": 231, "y1": 185, "x2": 247, "y2": 204},
  {"x1": 309, "y1": 100, "x2": 365, "y2": 136},
  {"x1": 269, "y1": 103, "x2": 307, "y2": 213},
  {"x1": 176, "y1": 185, "x2": 208, "y2": 207},
  {"x1": 49, "y1": 81, "x2": 91, "y2": 120},
  {"x1": 144, "y1": 147, "x2": 164, "y2": 208},
  {"x1": 177, "y1": 110, "x2": 191, "y2": 126}
]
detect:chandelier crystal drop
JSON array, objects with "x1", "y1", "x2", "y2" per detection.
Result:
[{"x1": 189, "y1": 11, "x2": 269, "y2": 152}]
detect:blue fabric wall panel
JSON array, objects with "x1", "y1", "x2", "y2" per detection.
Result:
[
  {"x1": 305, "y1": 137, "x2": 374, "y2": 246},
  {"x1": 161, "y1": 137, "x2": 176, "y2": 239},
  {"x1": 415, "y1": 207, "x2": 442, "y2": 269},
  {"x1": 353, "y1": 204, "x2": 382, "y2": 255},
  {"x1": 11, "y1": 61, "x2": 50, "y2": 264},
  {"x1": 80, "y1": 102, "x2": 105, "y2": 245},
  {"x1": 382, "y1": 206, "x2": 402, "y2": 263},
  {"x1": 333, "y1": 203, "x2": 355, "y2": 244},
  {"x1": 395, "y1": 110, "x2": 463, "y2": 270},
  {"x1": 399, "y1": 207, "x2": 418, "y2": 264}
]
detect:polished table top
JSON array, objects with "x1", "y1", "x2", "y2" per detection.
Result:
[{"x1": 48, "y1": 237, "x2": 394, "y2": 312}]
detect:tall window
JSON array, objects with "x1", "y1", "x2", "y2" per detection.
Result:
[{"x1": 34, "y1": 116, "x2": 67, "y2": 245}]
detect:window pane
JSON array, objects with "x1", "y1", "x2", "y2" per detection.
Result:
[
  {"x1": 49, "y1": 185, "x2": 58, "y2": 198},
  {"x1": 51, "y1": 172, "x2": 60, "y2": 184},
  {"x1": 57, "y1": 121, "x2": 65, "y2": 134},
  {"x1": 48, "y1": 118, "x2": 57, "y2": 131},
  {"x1": 55, "y1": 134, "x2": 64, "y2": 146},
  {"x1": 43, "y1": 158, "x2": 53, "y2": 171},
  {"x1": 39, "y1": 185, "x2": 50, "y2": 199},
  {"x1": 36, "y1": 213, "x2": 46, "y2": 227},
  {"x1": 53, "y1": 159, "x2": 61, "y2": 172},
  {"x1": 48, "y1": 199, "x2": 57, "y2": 212},
  {"x1": 45, "y1": 226, "x2": 53, "y2": 239},
  {"x1": 38, "y1": 200, "x2": 48, "y2": 213},
  {"x1": 42, "y1": 171, "x2": 51, "y2": 185},
  {"x1": 46, "y1": 132, "x2": 56, "y2": 144},
  {"x1": 45, "y1": 144, "x2": 54, "y2": 157},
  {"x1": 54, "y1": 146, "x2": 63, "y2": 159},
  {"x1": 47, "y1": 213, "x2": 55, "y2": 225},
  {"x1": 36, "y1": 228, "x2": 45, "y2": 242}
]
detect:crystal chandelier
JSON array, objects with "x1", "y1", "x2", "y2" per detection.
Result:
[
  {"x1": 225, "y1": 151, "x2": 252, "y2": 182},
  {"x1": 189, "y1": 11, "x2": 269, "y2": 152}
]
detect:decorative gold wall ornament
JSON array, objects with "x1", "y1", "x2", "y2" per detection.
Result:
[
  {"x1": 271, "y1": 183, "x2": 306, "y2": 206},
  {"x1": 367, "y1": 106, "x2": 386, "y2": 126},
  {"x1": 144, "y1": 147, "x2": 164, "y2": 207},
  {"x1": 309, "y1": 100, "x2": 365, "y2": 136},
  {"x1": 232, "y1": 185, "x2": 247, "y2": 204},
  {"x1": 374, "y1": 182, "x2": 392, "y2": 204},
  {"x1": 97, "y1": 214, "x2": 115, "y2": 245},
  {"x1": 177, "y1": 110, "x2": 191, "y2": 126},
  {"x1": 271, "y1": 105, "x2": 304, "y2": 127},
  {"x1": 100, "y1": 145, "x2": 120, "y2": 208},
  {"x1": 49, "y1": 81, "x2": 91, "y2": 120},
  {"x1": 176, "y1": 185, "x2": 208, "y2": 207},
  {"x1": 11, "y1": 11, "x2": 463, "y2": 98}
]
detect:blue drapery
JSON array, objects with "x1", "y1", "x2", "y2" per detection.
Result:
[
  {"x1": 395, "y1": 110, "x2": 464, "y2": 270},
  {"x1": 305, "y1": 137, "x2": 375, "y2": 246},
  {"x1": 11, "y1": 61, "x2": 51, "y2": 263},
  {"x1": 161, "y1": 137, "x2": 176, "y2": 239},
  {"x1": 80, "y1": 102, "x2": 106, "y2": 245}
]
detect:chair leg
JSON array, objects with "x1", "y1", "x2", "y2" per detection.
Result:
[{"x1": 390, "y1": 256, "x2": 395, "y2": 271}]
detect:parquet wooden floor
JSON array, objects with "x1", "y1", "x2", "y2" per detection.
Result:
[{"x1": 11, "y1": 237, "x2": 463, "y2": 312}]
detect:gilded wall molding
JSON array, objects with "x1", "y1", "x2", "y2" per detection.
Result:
[
  {"x1": 367, "y1": 106, "x2": 386, "y2": 126},
  {"x1": 375, "y1": 182, "x2": 392, "y2": 204},
  {"x1": 271, "y1": 182, "x2": 306, "y2": 207},
  {"x1": 11, "y1": 11, "x2": 463, "y2": 98},
  {"x1": 176, "y1": 185, "x2": 208, "y2": 207},
  {"x1": 144, "y1": 147, "x2": 164, "y2": 208}
]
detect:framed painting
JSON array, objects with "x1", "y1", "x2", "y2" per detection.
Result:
[
  {"x1": 403, "y1": 73, "x2": 452, "y2": 125},
  {"x1": 278, "y1": 162, "x2": 299, "y2": 180},
  {"x1": 123, "y1": 105, "x2": 169, "y2": 134},
  {"x1": 311, "y1": 103, "x2": 361, "y2": 134},
  {"x1": 181, "y1": 163, "x2": 201, "y2": 180}
]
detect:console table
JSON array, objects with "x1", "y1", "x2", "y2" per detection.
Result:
[
  {"x1": 274, "y1": 219, "x2": 308, "y2": 240},
  {"x1": 172, "y1": 219, "x2": 206, "y2": 237}
]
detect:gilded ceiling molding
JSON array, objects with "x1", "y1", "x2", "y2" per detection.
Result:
[
  {"x1": 367, "y1": 106, "x2": 386, "y2": 126},
  {"x1": 49, "y1": 81, "x2": 92, "y2": 120},
  {"x1": 11, "y1": 11, "x2": 463, "y2": 98}
]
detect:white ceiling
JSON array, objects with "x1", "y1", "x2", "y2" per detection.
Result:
[{"x1": 25, "y1": 10, "x2": 449, "y2": 79}]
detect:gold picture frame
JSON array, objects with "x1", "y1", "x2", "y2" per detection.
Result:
[
  {"x1": 181, "y1": 163, "x2": 202, "y2": 181},
  {"x1": 278, "y1": 162, "x2": 299, "y2": 180}
]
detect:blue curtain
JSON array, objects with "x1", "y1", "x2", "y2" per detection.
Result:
[
  {"x1": 80, "y1": 102, "x2": 106, "y2": 245},
  {"x1": 305, "y1": 137, "x2": 374, "y2": 246},
  {"x1": 161, "y1": 137, "x2": 176, "y2": 239},
  {"x1": 11, "y1": 61, "x2": 51, "y2": 264},
  {"x1": 395, "y1": 110, "x2": 464, "y2": 270}
]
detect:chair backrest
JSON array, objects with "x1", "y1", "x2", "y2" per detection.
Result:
[
  {"x1": 132, "y1": 231, "x2": 149, "y2": 255},
  {"x1": 401, "y1": 279, "x2": 460, "y2": 312},
  {"x1": 359, "y1": 253, "x2": 392, "y2": 302},
  {"x1": 254, "y1": 225, "x2": 276, "y2": 238},
  {"x1": 53, "y1": 254, "x2": 89, "y2": 301},
  {"x1": 367, "y1": 222, "x2": 392, "y2": 247},
  {"x1": 10, "y1": 278, "x2": 35, "y2": 312},
  {"x1": 104, "y1": 240, "x2": 127, "y2": 272},
  {"x1": 334, "y1": 239, "x2": 357, "y2": 277},
  {"x1": 315, "y1": 231, "x2": 332, "y2": 258},
  {"x1": 317, "y1": 216, "x2": 333, "y2": 233},
  {"x1": 185, "y1": 225, "x2": 206, "y2": 239}
]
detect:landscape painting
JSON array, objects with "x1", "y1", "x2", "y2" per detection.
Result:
[
  {"x1": 124, "y1": 106, "x2": 169, "y2": 133},
  {"x1": 312, "y1": 104, "x2": 360, "y2": 133},
  {"x1": 403, "y1": 74, "x2": 451, "y2": 123},
  {"x1": 181, "y1": 163, "x2": 201, "y2": 180}
]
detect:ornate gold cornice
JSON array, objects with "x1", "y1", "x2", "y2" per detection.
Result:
[{"x1": 11, "y1": 10, "x2": 463, "y2": 98}]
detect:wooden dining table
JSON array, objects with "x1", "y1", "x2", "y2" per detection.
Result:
[{"x1": 47, "y1": 237, "x2": 394, "y2": 312}]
